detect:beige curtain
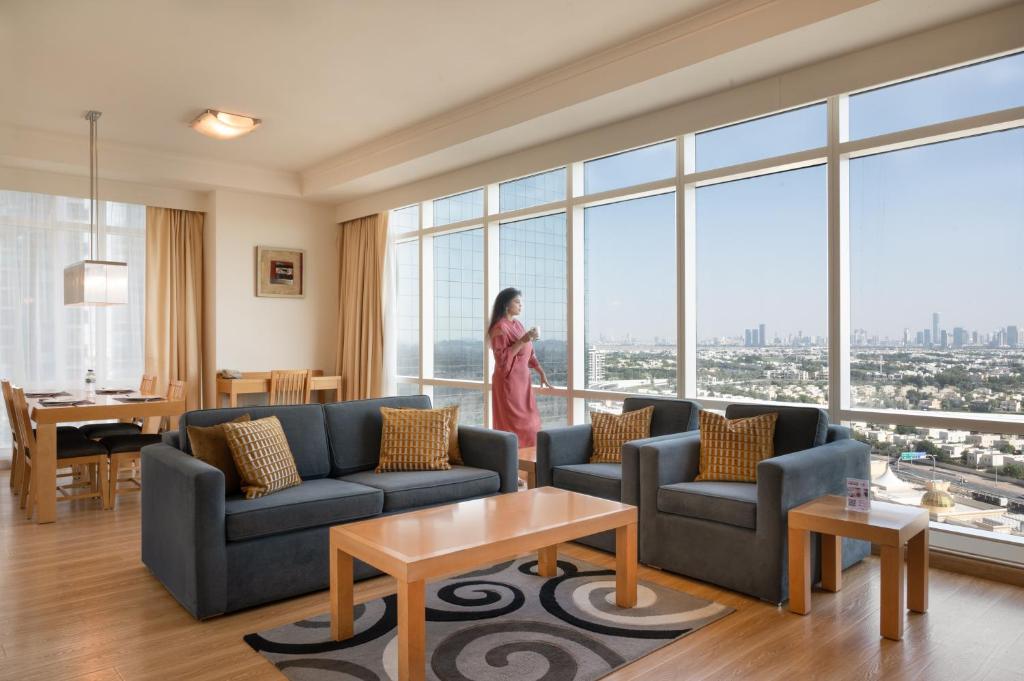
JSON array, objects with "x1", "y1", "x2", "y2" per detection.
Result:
[
  {"x1": 144, "y1": 207, "x2": 205, "y2": 410},
  {"x1": 336, "y1": 213, "x2": 388, "y2": 400}
]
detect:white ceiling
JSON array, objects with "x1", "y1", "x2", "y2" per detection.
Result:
[
  {"x1": 0, "y1": 0, "x2": 722, "y2": 171},
  {"x1": 1, "y1": 0, "x2": 1019, "y2": 204}
]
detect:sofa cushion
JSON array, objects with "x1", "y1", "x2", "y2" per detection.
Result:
[
  {"x1": 725, "y1": 404, "x2": 827, "y2": 455},
  {"x1": 624, "y1": 396, "x2": 701, "y2": 437},
  {"x1": 590, "y1": 407, "x2": 653, "y2": 463},
  {"x1": 177, "y1": 404, "x2": 331, "y2": 480},
  {"x1": 552, "y1": 463, "x2": 622, "y2": 501},
  {"x1": 224, "y1": 479, "x2": 383, "y2": 541},
  {"x1": 658, "y1": 481, "x2": 758, "y2": 530},
  {"x1": 323, "y1": 395, "x2": 431, "y2": 476},
  {"x1": 695, "y1": 411, "x2": 777, "y2": 483},
  {"x1": 224, "y1": 416, "x2": 302, "y2": 499},
  {"x1": 338, "y1": 466, "x2": 499, "y2": 513},
  {"x1": 376, "y1": 406, "x2": 452, "y2": 473}
]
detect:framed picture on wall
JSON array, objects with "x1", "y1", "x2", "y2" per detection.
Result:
[{"x1": 256, "y1": 246, "x2": 305, "y2": 298}]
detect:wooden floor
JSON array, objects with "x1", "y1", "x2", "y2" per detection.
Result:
[{"x1": 2, "y1": 470, "x2": 1022, "y2": 681}]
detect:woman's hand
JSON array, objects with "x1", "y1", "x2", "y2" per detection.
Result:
[{"x1": 537, "y1": 369, "x2": 551, "y2": 388}]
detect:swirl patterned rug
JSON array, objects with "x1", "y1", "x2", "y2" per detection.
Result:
[{"x1": 244, "y1": 556, "x2": 733, "y2": 680}]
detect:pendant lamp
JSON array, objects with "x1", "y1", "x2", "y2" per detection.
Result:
[{"x1": 63, "y1": 111, "x2": 128, "y2": 306}]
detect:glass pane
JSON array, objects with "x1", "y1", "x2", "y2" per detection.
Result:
[
  {"x1": 696, "y1": 165, "x2": 828, "y2": 405},
  {"x1": 582, "y1": 398, "x2": 624, "y2": 423},
  {"x1": 584, "y1": 141, "x2": 675, "y2": 195},
  {"x1": 390, "y1": 205, "x2": 420, "y2": 234},
  {"x1": 396, "y1": 382, "x2": 421, "y2": 397},
  {"x1": 536, "y1": 394, "x2": 569, "y2": 428},
  {"x1": 850, "y1": 130, "x2": 1024, "y2": 414},
  {"x1": 584, "y1": 193, "x2": 676, "y2": 394},
  {"x1": 850, "y1": 421, "x2": 1023, "y2": 538},
  {"x1": 850, "y1": 51, "x2": 1024, "y2": 140},
  {"x1": 433, "y1": 229, "x2": 484, "y2": 379},
  {"x1": 432, "y1": 386, "x2": 485, "y2": 427},
  {"x1": 499, "y1": 168, "x2": 566, "y2": 212},
  {"x1": 102, "y1": 202, "x2": 146, "y2": 384},
  {"x1": 499, "y1": 213, "x2": 567, "y2": 386},
  {"x1": 433, "y1": 189, "x2": 484, "y2": 227},
  {"x1": 695, "y1": 103, "x2": 826, "y2": 172},
  {"x1": 396, "y1": 241, "x2": 419, "y2": 377}
]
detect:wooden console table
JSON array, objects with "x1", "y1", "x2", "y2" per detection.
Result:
[{"x1": 215, "y1": 371, "x2": 342, "y2": 407}]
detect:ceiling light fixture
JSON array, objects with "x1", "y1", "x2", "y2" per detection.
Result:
[
  {"x1": 64, "y1": 111, "x2": 128, "y2": 306},
  {"x1": 191, "y1": 109, "x2": 261, "y2": 139}
]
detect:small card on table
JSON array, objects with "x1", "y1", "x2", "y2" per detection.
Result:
[{"x1": 846, "y1": 477, "x2": 871, "y2": 512}]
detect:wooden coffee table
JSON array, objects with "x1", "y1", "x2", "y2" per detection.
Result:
[
  {"x1": 787, "y1": 495, "x2": 929, "y2": 641},
  {"x1": 329, "y1": 487, "x2": 638, "y2": 681}
]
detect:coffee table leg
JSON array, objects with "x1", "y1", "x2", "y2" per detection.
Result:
[
  {"x1": 330, "y1": 539, "x2": 354, "y2": 641},
  {"x1": 538, "y1": 545, "x2": 558, "y2": 577},
  {"x1": 880, "y1": 544, "x2": 905, "y2": 640},
  {"x1": 398, "y1": 579, "x2": 426, "y2": 681},
  {"x1": 787, "y1": 526, "x2": 811, "y2": 614},
  {"x1": 907, "y1": 529, "x2": 929, "y2": 614},
  {"x1": 615, "y1": 522, "x2": 637, "y2": 608},
  {"x1": 821, "y1": 533, "x2": 842, "y2": 592}
]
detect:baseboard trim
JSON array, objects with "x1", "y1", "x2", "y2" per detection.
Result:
[{"x1": 929, "y1": 548, "x2": 1024, "y2": 588}]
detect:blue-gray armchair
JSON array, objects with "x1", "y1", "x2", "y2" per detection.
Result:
[
  {"x1": 638, "y1": 404, "x2": 871, "y2": 604},
  {"x1": 535, "y1": 396, "x2": 701, "y2": 551}
]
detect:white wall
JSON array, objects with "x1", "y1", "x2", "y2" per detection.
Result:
[{"x1": 206, "y1": 190, "x2": 338, "y2": 405}]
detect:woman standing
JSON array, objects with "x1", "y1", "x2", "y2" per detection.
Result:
[{"x1": 489, "y1": 287, "x2": 550, "y2": 447}]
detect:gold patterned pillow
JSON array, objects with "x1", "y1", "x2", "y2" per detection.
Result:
[
  {"x1": 401, "y1": 404, "x2": 462, "y2": 465},
  {"x1": 589, "y1": 406, "x2": 654, "y2": 463},
  {"x1": 223, "y1": 416, "x2": 302, "y2": 499},
  {"x1": 696, "y1": 411, "x2": 777, "y2": 482},
  {"x1": 377, "y1": 407, "x2": 452, "y2": 473}
]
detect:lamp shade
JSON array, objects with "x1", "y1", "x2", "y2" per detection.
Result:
[
  {"x1": 191, "y1": 109, "x2": 261, "y2": 139},
  {"x1": 63, "y1": 259, "x2": 128, "y2": 306}
]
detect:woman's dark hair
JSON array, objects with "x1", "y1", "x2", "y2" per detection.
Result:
[{"x1": 488, "y1": 287, "x2": 521, "y2": 334}]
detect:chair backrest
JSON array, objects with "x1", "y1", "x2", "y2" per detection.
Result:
[
  {"x1": 269, "y1": 369, "x2": 311, "y2": 406},
  {"x1": 1, "y1": 380, "x2": 18, "y2": 446},
  {"x1": 9, "y1": 387, "x2": 36, "y2": 452},
  {"x1": 724, "y1": 403, "x2": 829, "y2": 455},
  {"x1": 140, "y1": 374, "x2": 157, "y2": 395},
  {"x1": 623, "y1": 396, "x2": 701, "y2": 437},
  {"x1": 164, "y1": 379, "x2": 187, "y2": 431}
]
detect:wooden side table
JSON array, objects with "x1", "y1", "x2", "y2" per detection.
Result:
[{"x1": 787, "y1": 495, "x2": 929, "y2": 641}]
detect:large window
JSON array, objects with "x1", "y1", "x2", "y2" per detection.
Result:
[
  {"x1": 0, "y1": 191, "x2": 146, "y2": 448},
  {"x1": 499, "y1": 213, "x2": 567, "y2": 386},
  {"x1": 433, "y1": 229, "x2": 484, "y2": 379},
  {"x1": 850, "y1": 130, "x2": 1024, "y2": 414},
  {"x1": 696, "y1": 166, "x2": 828, "y2": 405},
  {"x1": 385, "y1": 50, "x2": 1024, "y2": 548},
  {"x1": 584, "y1": 193, "x2": 676, "y2": 394}
]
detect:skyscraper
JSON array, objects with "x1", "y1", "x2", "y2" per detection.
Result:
[
  {"x1": 1008, "y1": 326, "x2": 1019, "y2": 348},
  {"x1": 932, "y1": 313, "x2": 940, "y2": 345},
  {"x1": 759, "y1": 323, "x2": 767, "y2": 347}
]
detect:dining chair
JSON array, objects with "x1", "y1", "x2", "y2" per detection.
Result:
[
  {"x1": 269, "y1": 369, "x2": 311, "y2": 405},
  {"x1": 79, "y1": 373, "x2": 158, "y2": 439},
  {"x1": 100, "y1": 379, "x2": 186, "y2": 508},
  {"x1": 10, "y1": 386, "x2": 109, "y2": 517},
  {"x1": 2, "y1": 379, "x2": 23, "y2": 492}
]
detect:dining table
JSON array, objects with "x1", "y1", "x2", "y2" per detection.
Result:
[{"x1": 28, "y1": 391, "x2": 186, "y2": 524}]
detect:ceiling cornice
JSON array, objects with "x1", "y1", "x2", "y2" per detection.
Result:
[{"x1": 300, "y1": 0, "x2": 878, "y2": 197}]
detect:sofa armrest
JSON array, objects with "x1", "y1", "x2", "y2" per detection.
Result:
[
  {"x1": 826, "y1": 424, "x2": 852, "y2": 442},
  {"x1": 535, "y1": 424, "x2": 592, "y2": 487},
  {"x1": 458, "y1": 426, "x2": 519, "y2": 493},
  {"x1": 757, "y1": 439, "x2": 871, "y2": 529},
  {"x1": 161, "y1": 430, "x2": 181, "y2": 448},
  {"x1": 620, "y1": 431, "x2": 700, "y2": 506},
  {"x1": 141, "y1": 443, "x2": 227, "y2": 619}
]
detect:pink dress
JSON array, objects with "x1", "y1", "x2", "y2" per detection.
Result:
[{"x1": 490, "y1": 318, "x2": 541, "y2": 447}]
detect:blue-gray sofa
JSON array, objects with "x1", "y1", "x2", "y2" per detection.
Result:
[
  {"x1": 140, "y1": 395, "x2": 518, "y2": 619},
  {"x1": 638, "y1": 404, "x2": 871, "y2": 604},
  {"x1": 535, "y1": 396, "x2": 701, "y2": 552}
]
